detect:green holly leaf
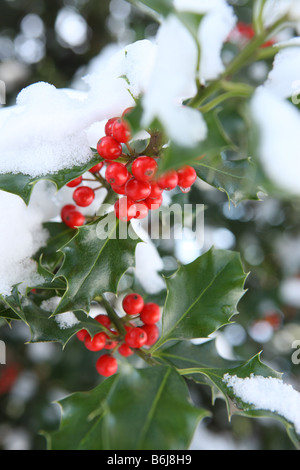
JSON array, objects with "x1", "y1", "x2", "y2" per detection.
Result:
[
  {"x1": 46, "y1": 365, "x2": 208, "y2": 450},
  {"x1": 0, "y1": 300, "x2": 20, "y2": 321},
  {"x1": 0, "y1": 287, "x2": 26, "y2": 322},
  {"x1": 127, "y1": 0, "x2": 174, "y2": 21},
  {"x1": 157, "y1": 340, "x2": 300, "y2": 449},
  {"x1": 33, "y1": 222, "x2": 75, "y2": 271},
  {"x1": 0, "y1": 288, "x2": 103, "y2": 345},
  {"x1": 195, "y1": 154, "x2": 261, "y2": 205},
  {"x1": 152, "y1": 248, "x2": 247, "y2": 351},
  {"x1": 45, "y1": 375, "x2": 116, "y2": 450},
  {"x1": 23, "y1": 300, "x2": 105, "y2": 347},
  {"x1": 0, "y1": 155, "x2": 102, "y2": 205},
  {"x1": 157, "y1": 338, "x2": 241, "y2": 371},
  {"x1": 28, "y1": 259, "x2": 66, "y2": 292},
  {"x1": 53, "y1": 217, "x2": 141, "y2": 314}
]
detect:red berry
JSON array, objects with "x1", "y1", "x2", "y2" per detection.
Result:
[
  {"x1": 122, "y1": 107, "x2": 134, "y2": 117},
  {"x1": 122, "y1": 293, "x2": 144, "y2": 315},
  {"x1": 66, "y1": 176, "x2": 82, "y2": 187},
  {"x1": 140, "y1": 302, "x2": 161, "y2": 325},
  {"x1": 112, "y1": 118, "x2": 131, "y2": 143},
  {"x1": 125, "y1": 178, "x2": 151, "y2": 201},
  {"x1": 105, "y1": 117, "x2": 118, "y2": 136},
  {"x1": 89, "y1": 162, "x2": 104, "y2": 173},
  {"x1": 236, "y1": 22, "x2": 255, "y2": 40},
  {"x1": 111, "y1": 183, "x2": 127, "y2": 195},
  {"x1": 76, "y1": 329, "x2": 89, "y2": 342},
  {"x1": 101, "y1": 328, "x2": 118, "y2": 350},
  {"x1": 124, "y1": 323, "x2": 135, "y2": 332},
  {"x1": 84, "y1": 332, "x2": 106, "y2": 351},
  {"x1": 114, "y1": 197, "x2": 137, "y2": 222},
  {"x1": 142, "y1": 324, "x2": 159, "y2": 346},
  {"x1": 61, "y1": 204, "x2": 76, "y2": 220},
  {"x1": 95, "y1": 314, "x2": 111, "y2": 329},
  {"x1": 157, "y1": 170, "x2": 178, "y2": 191},
  {"x1": 63, "y1": 208, "x2": 85, "y2": 229},
  {"x1": 144, "y1": 194, "x2": 163, "y2": 211},
  {"x1": 118, "y1": 343, "x2": 134, "y2": 357},
  {"x1": 104, "y1": 337, "x2": 118, "y2": 350},
  {"x1": 131, "y1": 156, "x2": 158, "y2": 182},
  {"x1": 73, "y1": 186, "x2": 95, "y2": 207},
  {"x1": 177, "y1": 166, "x2": 197, "y2": 189},
  {"x1": 148, "y1": 182, "x2": 163, "y2": 199},
  {"x1": 135, "y1": 201, "x2": 149, "y2": 219},
  {"x1": 96, "y1": 354, "x2": 118, "y2": 377},
  {"x1": 105, "y1": 162, "x2": 129, "y2": 187},
  {"x1": 97, "y1": 136, "x2": 122, "y2": 160},
  {"x1": 125, "y1": 327, "x2": 147, "y2": 348}
]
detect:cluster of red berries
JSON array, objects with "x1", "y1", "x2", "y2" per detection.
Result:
[
  {"x1": 60, "y1": 108, "x2": 198, "y2": 227},
  {"x1": 112, "y1": 160, "x2": 197, "y2": 223},
  {"x1": 76, "y1": 293, "x2": 161, "y2": 377},
  {"x1": 60, "y1": 161, "x2": 104, "y2": 229}
]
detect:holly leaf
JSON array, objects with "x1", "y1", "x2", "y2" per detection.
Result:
[
  {"x1": 157, "y1": 340, "x2": 300, "y2": 449},
  {"x1": 29, "y1": 259, "x2": 66, "y2": 292},
  {"x1": 128, "y1": 0, "x2": 174, "y2": 21},
  {"x1": 33, "y1": 222, "x2": 75, "y2": 271},
  {"x1": 0, "y1": 287, "x2": 26, "y2": 322},
  {"x1": 0, "y1": 300, "x2": 20, "y2": 321},
  {"x1": 53, "y1": 217, "x2": 141, "y2": 314},
  {"x1": 152, "y1": 248, "x2": 247, "y2": 351},
  {"x1": 47, "y1": 365, "x2": 208, "y2": 450},
  {"x1": 0, "y1": 155, "x2": 102, "y2": 205},
  {"x1": 157, "y1": 338, "x2": 241, "y2": 371},
  {"x1": 45, "y1": 375, "x2": 117, "y2": 450},
  {"x1": 195, "y1": 154, "x2": 261, "y2": 205},
  {"x1": 1, "y1": 288, "x2": 105, "y2": 345},
  {"x1": 23, "y1": 300, "x2": 105, "y2": 347}
]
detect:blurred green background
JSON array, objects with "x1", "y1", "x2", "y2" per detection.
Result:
[{"x1": 0, "y1": 0, "x2": 299, "y2": 450}]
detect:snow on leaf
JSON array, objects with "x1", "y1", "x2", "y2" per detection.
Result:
[{"x1": 250, "y1": 86, "x2": 300, "y2": 196}]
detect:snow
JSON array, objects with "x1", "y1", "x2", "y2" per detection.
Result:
[
  {"x1": 174, "y1": 0, "x2": 232, "y2": 15},
  {"x1": 223, "y1": 373, "x2": 300, "y2": 435},
  {"x1": 132, "y1": 222, "x2": 166, "y2": 294},
  {"x1": 83, "y1": 41, "x2": 151, "y2": 122},
  {"x1": 141, "y1": 14, "x2": 207, "y2": 147},
  {"x1": 262, "y1": 0, "x2": 300, "y2": 31},
  {"x1": 0, "y1": 165, "x2": 107, "y2": 297},
  {"x1": 0, "y1": 177, "x2": 94, "y2": 297},
  {"x1": 0, "y1": 186, "x2": 50, "y2": 296},
  {"x1": 0, "y1": 5, "x2": 239, "y2": 177},
  {"x1": 0, "y1": 82, "x2": 95, "y2": 176},
  {"x1": 174, "y1": 0, "x2": 237, "y2": 82},
  {"x1": 250, "y1": 86, "x2": 300, "y2": 195},
  {"x1": 41, "y1": 296, "x2": 80, "y2": 329},
  {"x1": 0, "y1": 40, "x2": 154, "y2": 177},
  {"x1": 264, "y1": 40, "x2": 300, "y2": 99},
  {"x1": 55, "y1": 312, "x2": 80, "y2": 329},
  {"x1": 85, "y1": 39, "x2": 156, "y2": 99},
  {"x1": 196, "y1": 3, "x2": 236, "y2": 82}
]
